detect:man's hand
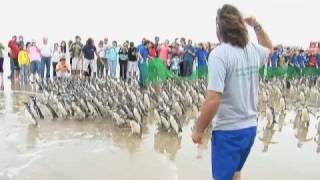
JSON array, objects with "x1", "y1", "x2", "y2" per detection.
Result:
[
  {"x1": 192, "y1": 131, "x2": 203, "y2": 144},
  {"x1": 244, "y1": 16, "x2": 258, "y2": 27}
]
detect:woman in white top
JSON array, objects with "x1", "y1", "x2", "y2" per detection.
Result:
[
  {"x1": 97, "y1": 40, "x2": 106, "y2": 78},
  {"x1": 51, "y1": 43, "x2": 61, "y2": 78}
]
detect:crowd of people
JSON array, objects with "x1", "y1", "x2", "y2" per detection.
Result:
[
  {"x1": 269, "y1": 46, "x2": 320, "y2": 68},
  {"x1": 1, "y1": 35, "x2": 320, "y2": 90},
  {"x1": 0, "y1": 35, "x2": 215, "y2": 89}
]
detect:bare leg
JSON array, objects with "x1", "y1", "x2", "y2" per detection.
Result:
[{"x1": 233, "y1": 172, "x2": 241, "y2": 180}]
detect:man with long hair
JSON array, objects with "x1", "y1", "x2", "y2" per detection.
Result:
[{"x1": 192, "y1": 4, "x2": 272, "y2": 180}]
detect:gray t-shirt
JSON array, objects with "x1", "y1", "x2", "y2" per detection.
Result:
[{"x1": 208, "y1": 42, "x2": 269, "y2": 131}]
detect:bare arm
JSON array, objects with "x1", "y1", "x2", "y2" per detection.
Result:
[
  {"x1": 244, "y1": 16, "x2": 272, "y2": 51},
  {"x1": 192, "y1": 91, "x2": 221, "y2": 143}
]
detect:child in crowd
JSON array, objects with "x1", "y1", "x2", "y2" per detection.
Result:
[
  {"x1": 52, "y1": 43, "x2": 61, "y2": 78},
  {"x1": 18, "y1": 43, "x2": 31, "y2": 85},
  {"x1": 56, "y1": 57, "x2": 70, "y2": 78},
  {"x1": 171, "y1": 56, "x2": 180, "y2": 75}
]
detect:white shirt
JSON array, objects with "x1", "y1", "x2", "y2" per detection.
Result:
[
  {"x1": 97, "y1": 46, "x2": 106, "y2": 58},
  {"x1": 40, "y1": 44, "x2": 52, "y2": 57},
  {"x1": 51, "y1": 50, "x2": 61, "y2": 63}
]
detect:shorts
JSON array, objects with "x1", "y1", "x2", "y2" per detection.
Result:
[
  {"x1": 211, "y1": 126, "x2": 256, "y2": 180},
  {"x1": 71, "y1": 57, "x2": 82, "y2": 71},
  {"x1": 128, "y1": 61, "x2": 138, "y2": 73},
  {"x1": 0, "y1": 57, "x2": 3, "y2": 73},
  {"x1": 83, "y1": 58, "x2": 97, "y2": 73},
  {"x1": 13, "y1": 58, "x2": 20, "y2": 70}
]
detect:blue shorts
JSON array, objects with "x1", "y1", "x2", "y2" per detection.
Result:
[{"x1": 211, "y1": 126, "x2": 256, "y2": 180}]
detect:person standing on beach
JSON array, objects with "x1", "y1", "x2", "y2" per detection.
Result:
[
  {"x1": 192, "y1": 4, "x2": 272, "y2": 180},
  {"x1": 0, "y1": 42, "x2": 5, "y2": 89},
  {"x1": 182, "y1": 39, "x2": 196, "y2": 76},
  {"x1": 128, "y1": 42, "x2": 138, "y2": 80},
  {"x1": 195, "y1": 43, "x2": 208, "y2": 77},
  {"x1": 52, "y1": 43, "x2": 61, "y2": 78},
  {"x1": 8, "y1": 36, "x2": 20, "y2": 80},
  {"x1": 28, "y1": 40, "x2": 41, "y2": 82},
  {"x1": 103, "y1": 38, "x2": 109, "y2": 75},
  {"x1": 70, "y1": 36, "x2": 83, "y2": 77},
  {"x1": 96, "y1": 40, "x2": 106, "y2": 78},
  {"x1": 107, "y1": 41, "x2": 119, "y2": 78},
  {"x1": 39, "y1": 37, "x2": 52, "y2": 79},
  {"x1": 118, "y1": 42, "x2": 129, "y2": 80},
  {"x1": 137, "y1": 40, "x2": 149, "y2": 86},
  {"x1": 159, "y1": 40, "x2": 171, "y2": 68},
  {"x1": 154, "y1": 36, "x2": 160, "y2": 57},
  {"x1": 18, "y1": 43, "x2": 30, "y2": 85},
  {"x1": 82, "y1": 38, "x2": 99, "y2": 78}
]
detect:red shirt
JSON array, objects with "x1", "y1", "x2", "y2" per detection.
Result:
[
  {"x1": 148, "y1": 47, "x2": 157, "y2": 60},
  {"x1": 309, "y1": 56, "x2": 317, "y2": 66},
  {"x1": 8, "y1": 40, "x2": 20, "y2": 59}
]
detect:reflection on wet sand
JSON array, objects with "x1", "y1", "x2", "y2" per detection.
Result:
[
  {"x1": 154, "y1": 131, "x2": 182, "y2": 160},
  {"x1": 259, "y1": 124, "x2": 277, "y2": 152}
]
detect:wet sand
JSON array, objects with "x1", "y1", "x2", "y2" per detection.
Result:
[{"x1": 0, "y1": 80, "x2": 319, "y2": 180}]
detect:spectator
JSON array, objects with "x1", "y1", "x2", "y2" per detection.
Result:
[
  {"x1": 52, "y1": 43, "x2": 61, "y2": 78},
  {"x1": 297, "y1": 50, "x2": 306, "y2": 68},
  {"x1": 182, "y1": 39, "x2": 196, "y2": 76},
  {"x1": 0, "y1": 42, "x2": 4, "y2": 89},
  {"x1": 8, "y1": 35, "x2": 20, "y2": 80},
  {"x1": 154, "y1": 36, "x2": 160, "y2": 57},
  {"x1": 82, "y1": 38, "x2": 98, "y2": 77},
  {"x1": 28, "y1": 40, "x2": 41, "y2": 82},
  {"x1": 317, "y1": 52, "x2": 320, "y2": 69},
  {"x1": 18, "y1": 43, "x2": 30, "y2": 85},
  {"x1": 159, "y1": 40, "x2": 171, "y2": 68},
  {"x1": 170, "y1": 42, "x2": 182, "y2": 75},
  {"x1": 148, "y1": 42, "x2": 157, "y2": 60},
  {"x1": 70, "y1": 36, "x2": 83, "y2": 77},
  {"x1": 18, "y1": 35, "x2": 24, "y2": 47},
  {"x1": 138, "y1": 40, "x2": 149, "y2": 86},
  {"x1": 97, "y1": 40, "x2": 106, "y2": 78},
  {"x1": 309, "y1": 52, "x2": 317, "y2": 67},
  {"x1": 271, "y1": 48, "x2": 280, "y2": 68},
  {"x1": 39, "y1": 37, "x2": 52, "y2": 79},
  {"x1": 128, "y1": 42, "x2": 138, "y2": 80},
  {"x1": 56, "y1": 57, "x2": 70, "y2": 78},
  {"x1": 60, "y1": 41, "x2": 67, "y2": 57},
  {"x1": 289, "y1": 51, "x2": 297, "y2": 66},
  {"x1": 196, "y1": 43, "x2": 208, "y2": 74},
  {"x1": 68, "y1": 40, "x2": 73, "y2": 67},
  {"x1": 107, "y1": 41, "x2": 119, "y2": 78},
  {"x1": 119, "y1": 42, "x2": 129, "y2": 80},
  {"x1": 103, "y1": 38, "x2": 109, "y2": 75}
]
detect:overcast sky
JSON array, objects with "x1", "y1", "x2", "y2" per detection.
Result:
[{"x1": 1, "y1": 0, "x2": 319, "y2": 47}]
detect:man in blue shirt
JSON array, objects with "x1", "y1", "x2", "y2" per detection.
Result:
[
  {"x1": 270, "y1": 48, "x2": 280, "y2": 68},
  {"x1": 182, "y1": 39, "x2": 196, "y2": 76},
  {"x1": 137, "y1": 39, "x2": 149, "y2": 86},
  {"x1": 196, "y1": 43, "x2": 208, "y2": 77},
  {"x1": 82, "y1": 38, "x2": 99, "y2": 77},
  {"x1": 296, "y1": 50, "x2": 306, "y2": 68}
]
